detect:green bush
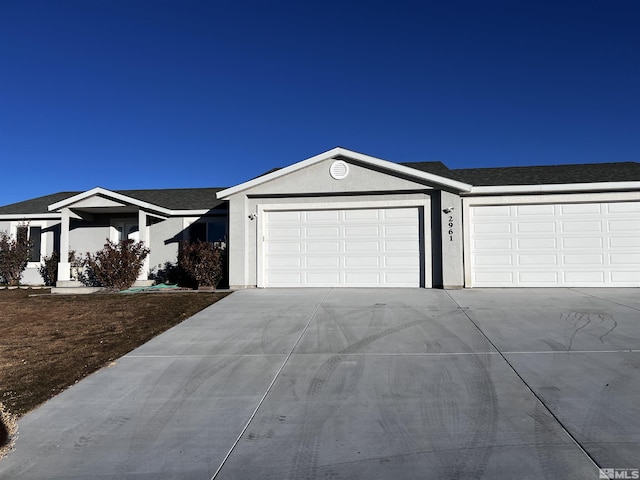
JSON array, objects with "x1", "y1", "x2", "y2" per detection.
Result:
[
  {"x1": 83, "y1": 239, "x2": 150, "y2": 291},
  {"x1": 0, "y1": 229, "x2": 32, "y2": 286},
  {"x1": 178, "y1": 241, "x2": 225, "y2": 289}
]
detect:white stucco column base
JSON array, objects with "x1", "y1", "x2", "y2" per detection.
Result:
[{"x1": 57, "y1": 262, "x2": 71, "y2": 282}]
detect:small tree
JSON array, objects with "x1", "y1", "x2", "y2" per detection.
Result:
[
  {"x1": 0, "y1": 229, "x2": 32, "y2": 286},
  {"x1": 83, "y1": 239, "x2": 150, "y2": 291},
  {"x1": 179, "y1": 241, "x2": 225, "y2": 289}
]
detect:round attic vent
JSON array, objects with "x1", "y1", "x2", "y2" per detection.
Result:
[{"x1": 330, "y1": 160, "x2": 349, "y2": 180}]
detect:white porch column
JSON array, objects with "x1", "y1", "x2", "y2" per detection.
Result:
[
  {"x1": 57, "y1": 208, "x2": 71, "y2": 282},
  {"x1": 138, "y1": 209, "x2": 149, "y2": 280}
]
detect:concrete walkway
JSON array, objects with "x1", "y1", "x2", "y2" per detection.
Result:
[{"x1": 1, "y1": 288, "x2": 638, "y2": 479}]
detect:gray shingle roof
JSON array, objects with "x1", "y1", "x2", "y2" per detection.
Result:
[
  {"x1": 401, "y1": 161, "x2": 640, "y2": 186},
  {"x1": 2, "y1": 159, "x2": 639, "y2": 216},
  {"x1": 0, "y1": 188, "x2": 227, "y2": 215},
  {"x1": 0, "y1": 192, "x2": 81, "y2": 215},
  {"x1": 113, "y1": 188, "x2": 226, "y2": 210}
]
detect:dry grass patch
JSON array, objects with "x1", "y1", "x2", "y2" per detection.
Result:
[{"x1": 0, "y1": 288, "x2": 229, "y2": 447}]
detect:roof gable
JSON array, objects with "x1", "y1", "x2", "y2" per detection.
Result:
[{"x1": 216, "y1": 147, "x2": 472, "y2": 199}]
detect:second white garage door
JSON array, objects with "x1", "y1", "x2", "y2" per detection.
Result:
[
  {"x1": 263, "y1": 207, "x2": 423, "y2": 287},
  {"x1": 469, "y1": 201, "x2": 640, "y2": 287}
]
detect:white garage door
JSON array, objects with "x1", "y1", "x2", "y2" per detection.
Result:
[
  {"x1": 263, "y1": 207, "x2": 422, "y2": 287},
  {"x1": 469, "y1": 202, "x2": 640, "y2": 287}
]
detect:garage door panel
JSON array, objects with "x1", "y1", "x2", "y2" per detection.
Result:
[
  {"x1": 563, "y1": 253, "x2": 603, "y2": 265},
  {"x1": 344, "y1": 209, "x2": 379, "y2": 221},
  {"x1": 561, "y1": 203, "x2": 601, "y2": 214},
  {"x1": 307, "y1": 242, "x2": 340, "y2": 252},
  {"x1": 264, "y1": 207, "x2": 422, "y2": 287},
  {"x1": 345, "y1": 241, "x2": 379, "y2": 252},
  {"x1": 345, "y1": 272, "x2": 381, "y2": 284},
  {"x1": 518, "y1": 254, "x2": 557, "y2": 266},
  {"x1": 267, "y1": 273, "x2": 302, "y2": 285},
  {"x1": 475, "y1": 238, "x2": 512, "y2": 249},
  {"x1": 517, "y1": 204, "x2": 555, "y2": 215},
  {"x1": 609, "y1": 220, "x2": 640, "y2": 231},
  {"x1": 306, "y1": 210, "x2": 339, "y2": 221},
  {"x1": 611, "y1": 253, "x2": 640, "y2": 264},
  {"x1": 266, "y1": 257, "x2": 301, "y2": 268},
  {"x1": 474, "y1": 222, "x2": 511, "y2": 234},
  {"x1": 267, "y1": 242, "x2": 301, "y2": 253},
  {"x1": 517, "y1": 237, "x2": 556, "y2": 249},
  {"x1": 385, "y1": 272, "x2": 420, "y2": 284},
  {"x1": 306, "y1": 273, "x2": 341, "y2": 285},
  {"x1": 475, "y1": 205, "x2": 510, "y2": 216},
  {"x1": 609, "y1": 237, "x2": 638, "y2": 248},
  {"x1": 384, "y1": 224, "x2": 417, "y2": 235},
  {"x1": 608, "y1": 202, "x2": 640, "y2": 213},
  {"x1": 612, "y1": 271, "x2": 640, "y2": 282},
  {"x1": 564, "y1": 271, "x2": 604, "y2": 283},
  {"x1": 562, "y1": 221, "x2": 602, "y2": 233},
  {"x1": 562, "y1": 237, "x2": 602, "y2": 248},
  {"x1": 344, "y1": 256, "x2": 380, "y2": 267},
  {"x1": 385, "y1": 256, "x2": 419, "y2": 267},
  {"x1": 307, "y1": 256, "x2": 340, "y2": 267},
  {"x1": 518, "y1": 222, "x2": 556, "y2": 233},
  {"x1": 269, "y1": 227, "x2": 301, "y2": 238},
  {"x1": 344, "y1": 226, "x2": 379, "y2": 237},
  {"x1": 519, "y1": 271, "x2": 558, "y2": 283},
  {"x1": 474, "y1": 271, "x2": 513, "y2": 284},
  {"x1": 384, "y1": 208, "x2": 418, "y2": 219},
  {"x1": 475, "y1": 254, "x2": 512, "y2": 266},
  {"x1": 268, "y1": 211, "x2": 300, "y2": 221},
  {"x1": 470, "y1": 201, "x2": 640, "y2": 287},
  {"x1": 306, "y1": 226, "x2": 339, "y2": 237}
]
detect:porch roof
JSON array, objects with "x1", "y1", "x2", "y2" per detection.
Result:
[{"x1": 0, "y1": 188, "x2": 227, "y2": 216}]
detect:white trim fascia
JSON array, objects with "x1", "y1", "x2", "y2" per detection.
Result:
[
  {"x1": 468, "y1": 181, "x2": 640, "y2": 195},
  {"x1": 216, "y1": 147, "x2": 472, "y2": 199},
  {"x1": 462, "y1": 191, "x2": 640, "y2": 206},
  {"x1": 0, "y1": 213, "x2": 62, "y2": 220},
  {"x1": 48, "y1": 187, "x2": 173, "y2": 216}
]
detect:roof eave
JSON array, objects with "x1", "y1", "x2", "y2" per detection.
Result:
[{"x1": 0, "y1": 213, "x2": 63, "y2": 220}]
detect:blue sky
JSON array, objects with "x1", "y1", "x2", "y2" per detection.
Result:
[{"x1": 1, "y1": 0, "x2": 638, "y2": 206}]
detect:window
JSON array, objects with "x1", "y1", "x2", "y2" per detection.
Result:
[
  {"x1": 16, "y1": 225, "x2": 42, "y2": 262},
  {"x1": 187, "y1": 219, "x2": 226, "y2": 248}
]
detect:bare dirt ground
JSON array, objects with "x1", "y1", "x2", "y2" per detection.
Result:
[{"x1": 0, "y1": 288, "x2": 229, "y2": 457}]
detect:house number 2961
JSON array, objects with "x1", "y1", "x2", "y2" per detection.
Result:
[{"x1": 448, "y1": 216, "x2": 454, "y2": 241}]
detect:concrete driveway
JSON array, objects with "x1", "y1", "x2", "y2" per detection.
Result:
[{"x1": 1, "y1": 288, "x2": 638, "y2": 479}]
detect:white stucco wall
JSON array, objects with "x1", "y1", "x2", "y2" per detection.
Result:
[{"x1": 148, "y1": 217, "x2": 183, "y2": 271}]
